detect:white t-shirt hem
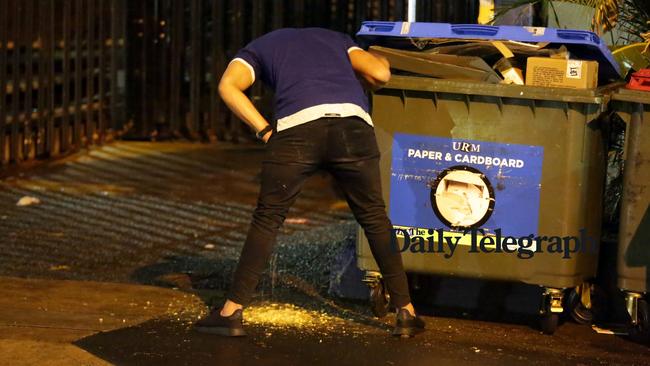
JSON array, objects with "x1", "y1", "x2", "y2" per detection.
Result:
[{"x1": 276, "y1": 103, "x2": 373, "y2": 132}]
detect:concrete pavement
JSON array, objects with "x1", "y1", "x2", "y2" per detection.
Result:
[{"x1": 0, "y1": 276, "x2": 205, "y2": 365}]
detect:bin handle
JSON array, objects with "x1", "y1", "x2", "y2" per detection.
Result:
[
  {"x1": 450, "y1": 24, "x2": 498, "y2": 36},
  {"x1": 360, "y1": 21, "x2": 396, "y2": 33},
  {"x1": 557, "y1": 29, "x2": 599, "y2": 44}
]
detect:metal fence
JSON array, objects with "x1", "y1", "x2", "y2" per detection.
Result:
[
  {"x1": 0, "y1": 0, "x2": 128, "y2": 168},
  {"x1": 0, "y1": 0, "x2": 479, "y2": 169},
  {"x1": 126, "y1": 0, "x2": 479, "y2": 142}
]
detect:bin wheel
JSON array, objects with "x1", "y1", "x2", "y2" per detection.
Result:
[
  {"x1": 369, "y1": 281, "x2": 391, "y2": 318},
  {"x1": 566, "y1": 285, "x2": 607, "y2": 325},
  {"x1": 540, "y1": 313, "x2": 559, "y2": 335},
  {"x1": 629, "y1": 299, "x2": 650, "y2": 343}
]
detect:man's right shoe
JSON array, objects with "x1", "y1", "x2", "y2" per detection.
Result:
[
  {"x1": 194, "y1": 308, "x2": 246, "y2": 337},
  {"x1": 392, "y1": 308, "x2": 426, "y2": 337}
]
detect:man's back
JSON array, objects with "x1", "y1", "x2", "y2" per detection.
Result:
[{"x1": 233, "y1": 28, "x2": 369, "y2": 129}]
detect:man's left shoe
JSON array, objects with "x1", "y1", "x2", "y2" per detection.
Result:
[
  {"x1": 194, "y1": 308, "x2": 246, "y2": 337},
  {"x1": 392, "y1": 308, "x2": 426, "y2": 337}
]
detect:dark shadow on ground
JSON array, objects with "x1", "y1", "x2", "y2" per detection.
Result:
[{"x1": 73, "y1": 293, "x2": 650, "y2": 366}]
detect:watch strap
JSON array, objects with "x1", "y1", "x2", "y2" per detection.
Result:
[{"x1": 256, "y1": 125, "x2": 273, "y2": 140}]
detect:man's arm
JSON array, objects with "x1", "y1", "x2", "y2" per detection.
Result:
[
  {"x1": 348, "y1": 48, "x2": 391, "y2": 91},
  {"x1": 218, "y1": 60, "x2": 272, "y2": 142}
]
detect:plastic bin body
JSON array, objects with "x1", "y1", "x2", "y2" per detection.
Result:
[
  {"x1": 611, "y1": 89, "x2": 650, "y2": 293},
  {"x1": 356, "y1": 76, "x2": 605, "y2": 289}
]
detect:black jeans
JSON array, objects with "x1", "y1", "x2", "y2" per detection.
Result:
[{"x1": 227, "y1": 116, "x2": 411, "y2": 308}]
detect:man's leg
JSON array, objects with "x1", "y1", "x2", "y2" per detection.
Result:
[
  {"x1": 226, "y1": 160, "x2": 316, "y2": 307},
  {"x1": 328, "y1": 156, "x2": 412, "y2": 309},
  {"x1": 324, "y1": 118, "x2": 411, "y2": 309},
  {"x1": 225, "y1": 122, "x2": 324, "y2": 309}
]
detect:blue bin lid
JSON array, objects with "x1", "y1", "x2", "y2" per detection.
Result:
[{"x1": 356, "y1": 21, "x2": 621, "y2": 82}]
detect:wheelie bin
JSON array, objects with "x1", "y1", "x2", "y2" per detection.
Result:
[
  {"x1": 354, "y1": 22, "x2": 617, "y2": 334},
  {"x1": 609, "y1": 85, "x2": 650, "y2": 341}
]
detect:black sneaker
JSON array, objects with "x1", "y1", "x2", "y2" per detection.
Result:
[
  {"x1": 392, "y1": 308, "x2": 425, "y2": 337},
  {"x1": 194, "y1": 308, "x2": 246, "y2": 337}
]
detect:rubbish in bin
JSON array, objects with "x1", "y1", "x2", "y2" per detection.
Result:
[
  {"x1": 489, "y1": 40, "x2": 524, "y2": 84},
  {"x1": 627, "y1": 69, "x2": 650, "y2": 91},
  {"x1": 612, "y1": 43, "x2": 650, "y2": 79},
  {"x1": 525, "y1": 57, "x2": 599, "y2": 89},
  {"x1": 369, "y1": 45, "x2": 502, "y2": 83},
  {"x1": 357, "y1": 22, "x2": 621, "y2": 83},
  {"x1": 493, "y1": 56, "x2": 524, "y2": 85}
]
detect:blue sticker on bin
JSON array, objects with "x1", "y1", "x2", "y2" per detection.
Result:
[{"x1": 389, "y1": 133, "x2": 544, "y2": 237}]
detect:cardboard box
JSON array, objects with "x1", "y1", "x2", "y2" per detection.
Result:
[{"x1": 525, "y1": 57, "x2": 598, "y2": 89}]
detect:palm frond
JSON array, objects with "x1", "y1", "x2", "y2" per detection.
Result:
[
  {"x1": 493, "y1": 0, "x2": 620, "y2": 34},
  {"x1": 616, "y1": 0, "x2": 650, "y2": 44},
  {"x1": 493, "y1": 0, "x2": 649, "y2": 45}
]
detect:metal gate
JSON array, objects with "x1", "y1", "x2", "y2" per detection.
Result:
[
  {"x1": 0, "y1": 0, "x2": 479, "y2": 169},
  {"x1": 0, "y1": 0, "x2": 128, "y2": 169},
  {"x1": 126, "y1": 0, "x2": 480, "y2": 142}
]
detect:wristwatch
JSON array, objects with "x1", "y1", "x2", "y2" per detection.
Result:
[{"x1": 256, "y1": 125, "x2": 273, "y2": 140}]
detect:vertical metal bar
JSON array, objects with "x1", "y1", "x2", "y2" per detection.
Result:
[
  {"x1": 380, "y1": 0, "x2": 389, "y2": 20},
  {"x1": 150, "y1": 0, "x2": 160, "y2": 135},
  {"x1": 74, "y1": 0, "x2": 83, "y2": 147},
  {"x1": 157, "y1": 0, "x2": 171, "y2": 137},
  {"x1": 394, "y1": 0, "x2": 404, "y2": 21},
  {"x1": 0, "y1": 0, "x2": 8, "y2": 164},
  {"x1": 11, "y1": 0, "x2": 22, "y2": 163},
  {"x1": 140, "y1": 0, "x2": 151, "y2": 137},
  {"x1": 272, "y1": 0, "x2": 284, "y2": 29},
  {"x1": 36, "y1": 0, "x2": 47, "y2": 155},
  {"x1": 46, "y1": 0, "x2": 56, "y2": 155},
  {"x1": 433, "y1": 0, "x2": 443, "y2": 22},
  {"x1": 208, "y1": 0, "x2": 216, "y2": 137},
  {"x1": 216, "y1": 0, "x2": 227, "y2": 138},
  {"x1": 86, "y1": 0, "x2": 96, "y2": 145},
  {"x1": 189, "y1": 0, "x2": 202, "y2": 138},
  {"x1": 354, "y1": 0, "x2": 367, "y2": 33},
  {"x1": 407, "y1": 0, "x2": 416, "y2": 22},
  {"x1": 23, "y1": 0, "x2": 34, "y2": 160},
  {"x1": 111, "y1": 0, "x2": 128, "y2": 135},
  {"x1": 97, "y1": 0, "x2": 106, "y2": 142},
  {"x1": 293, "y1": 0, "x2": 305, "y2": 27},
  {"x1": 110, "y1": 0, "x2": 119, "y2": 133},
  {"x1": 118, "y1": 0, "x2": 127, "y2": 132},
  {"x1": 336, "y1": 0, "x2": 349, "y2": 33},
  {"x1": 169, "y1": 0, "x2": 182, "y2": 135},
  {"x1": 62, "y1": 0, "x2": 72, "y2": 152}
]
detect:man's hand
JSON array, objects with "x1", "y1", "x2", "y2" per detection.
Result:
[
  {"x1": 348, "y1": 48, "x2": 391, "y2": 91},
  {"x1": 262, "y1": 130, "x2": 272, "y2": 143}
]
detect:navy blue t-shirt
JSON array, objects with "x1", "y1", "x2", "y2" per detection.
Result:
[{"x1": 232, "y1": 28, "x2": 371, "y2": 130}]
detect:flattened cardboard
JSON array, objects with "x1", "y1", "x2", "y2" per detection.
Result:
[{"x1": 369, "y1": 46, "x2": 503, "y2": 83}]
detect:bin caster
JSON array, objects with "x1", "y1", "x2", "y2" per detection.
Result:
[
  {"x1": 566, "y1": 283, "x2": 600, "y2": 325},
  {"x1": 625, "y1": 292, "x2": 650, "y2": 343},
  {"x1": 539, "y1": 287, "x2": 564, "y2": 335},
  {"x1": 363, "y1": 271, "x2": 391, "y2": 318}
]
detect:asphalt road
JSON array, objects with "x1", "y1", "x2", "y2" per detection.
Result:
[{"x1": 1, "y1": 141, "x2": 649, "y2": 366}]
